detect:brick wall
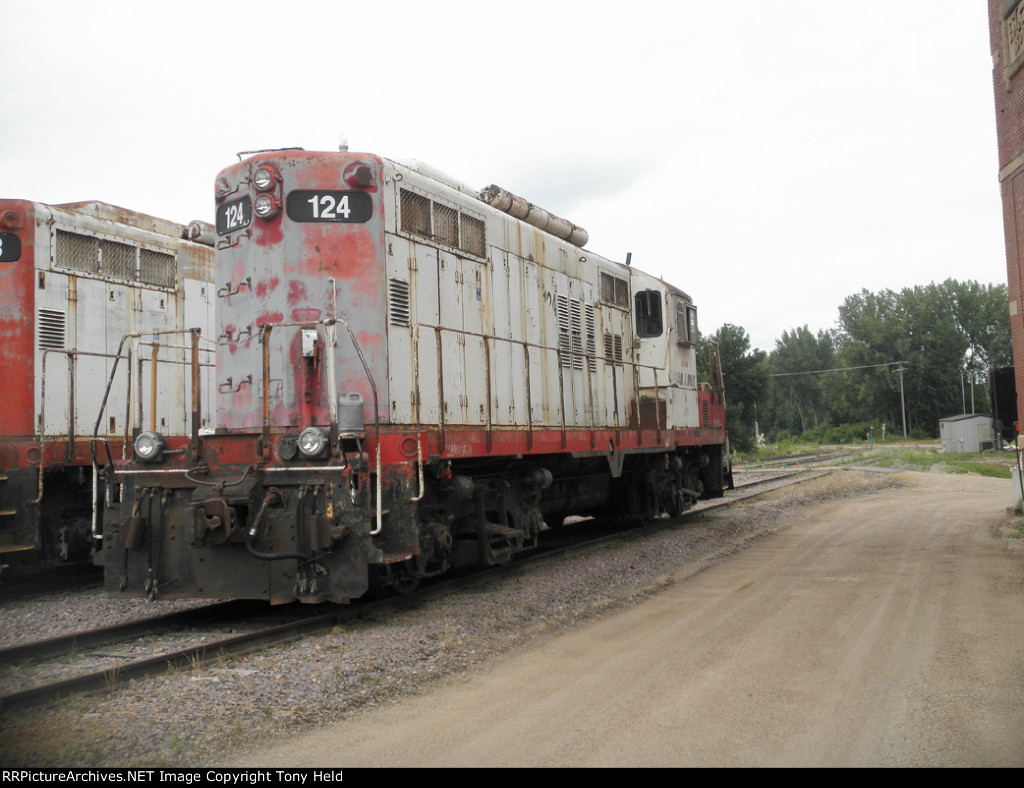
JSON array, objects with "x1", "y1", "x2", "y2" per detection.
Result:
[{"x1": 990, "y1": 0, "x2": 1024, "y2": 429}]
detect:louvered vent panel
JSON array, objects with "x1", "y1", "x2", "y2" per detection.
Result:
[
  {"x1": 557, "y1": 294, "x2": 571, "y2": 367},
  {"x1": 569, "y1": 298, "x2": 583, "y2": 370},
  {"x1": 38, "y1": 308, "x2": 66, "y2": 350},
  {"x1": 388, "y1": 278, "x2": 411, "y2": 327},
  {"x1": 585, "y1": 303, "x2": 596, "y2": 372}
]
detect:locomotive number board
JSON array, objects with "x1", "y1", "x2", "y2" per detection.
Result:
[
  {"x1": 216, "y1": 195, "x2": 252, "y2": 235},
  {"x1": 286, "y1": 191, "x2": 373, "y2": 223},
  {"x1": 0, "y1": 232, "x2": 21, "y2": 262}
]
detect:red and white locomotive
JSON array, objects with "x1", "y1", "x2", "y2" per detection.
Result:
[
  {"x1": 0, "y1": 199, "x2": 215, "y2": 573},
  {"x1": 98, "y1": 149, "x2": 731, "y2": 603}
]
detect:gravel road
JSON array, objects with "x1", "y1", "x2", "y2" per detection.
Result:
[{"x1": 2, "y1": 468, "x2": 1021, "y2": 767}]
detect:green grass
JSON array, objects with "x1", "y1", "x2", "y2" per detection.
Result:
[
  {"x1": 866, "y1": 447, "x2": 1015, "y2": 478},
  {"x1": 744, "y1": 443, "x2": 1018, "y2": 479}
]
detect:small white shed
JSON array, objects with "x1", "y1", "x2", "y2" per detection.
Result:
[{"x1": 939, "y1": 414, "x2": 995, "y2": 453}]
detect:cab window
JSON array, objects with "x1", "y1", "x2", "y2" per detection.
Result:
[{"x1": 635, "y1": 290, "x2": 663, "y2": 338}]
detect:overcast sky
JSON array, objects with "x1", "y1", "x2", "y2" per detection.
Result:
[{"x1": 0, "y1": 1, "x2": 1005, "y2": 352}]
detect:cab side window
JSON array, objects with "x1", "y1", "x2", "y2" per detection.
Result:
[
  {"x1": 674, "y1": 300, "x2": 698, "y2": 344},
  {"x1": 635, "y1": 290, "x2": 663, "y2": 338}
]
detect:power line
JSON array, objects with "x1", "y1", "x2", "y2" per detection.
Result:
[{"x1": 770, "y1": 360, "x2": 909, "y2": 376}]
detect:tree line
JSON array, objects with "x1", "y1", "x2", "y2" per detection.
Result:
[{"x1": 698, "y1": 279, "x2": 1013, "y2": 453}]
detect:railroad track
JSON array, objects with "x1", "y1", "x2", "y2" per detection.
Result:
[
  {"x1": 733, "y1": 448, "x2": 859, "y2": 471},
  {"x1": 0, "y1": 468, "x2": 831, "y2": 713}
]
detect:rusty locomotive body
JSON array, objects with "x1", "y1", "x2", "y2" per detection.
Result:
[
  {"x1": 0, "y1": 200, "x2": 215, "y2": 572},
  {"x1": 98, "y1": 150, "x2": 731, "y2": 603}
]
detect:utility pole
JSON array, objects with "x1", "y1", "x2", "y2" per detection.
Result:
[{"x1": 894, "y1": 365, "x2": 908, "y2": 441}]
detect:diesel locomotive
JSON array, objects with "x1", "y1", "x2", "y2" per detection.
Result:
[
  {"x1": 97, "y1": 149, "x2": 731, "y2": 603},
  {"x1": 0, "y1": 199, "x2": 215, "y2": 573}
]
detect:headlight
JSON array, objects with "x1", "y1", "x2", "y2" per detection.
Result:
[
  {"x1": 134, "y1": 431, "x2": 166, "y2": 463},
  {"x1": 253, "y1": 167, "x2": 274, "y2": 190},
  {"x1": 253, "y1": 194, "x2": 280, "y2": 219},
  {"x1": 298, "y1": 427, "x2": 328, "y2": 459}
]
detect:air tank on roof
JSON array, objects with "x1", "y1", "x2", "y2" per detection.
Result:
[{"x1": 477, "y1": 184, "x2": 589, "y2": 247}]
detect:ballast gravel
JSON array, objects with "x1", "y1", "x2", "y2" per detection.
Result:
[{"x1": 0, "y1": 470, "x2": 901, "y2": 767}]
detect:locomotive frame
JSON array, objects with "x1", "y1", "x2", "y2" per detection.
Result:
[
  {"x1": 98, "y1": 150, "x2": 731, "y2": 604},
  {"x1": 0, "y1": 199, "x2": 215, "y2": 573}
]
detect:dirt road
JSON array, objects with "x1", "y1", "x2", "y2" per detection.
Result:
[{"x1": 231, "y1": 472, "x2": 1024, "y2": 767}]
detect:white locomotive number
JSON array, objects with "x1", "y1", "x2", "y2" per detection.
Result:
[
  {"x1": 216, "y1": 196, "x2": 252, "y2": 236},
  {"x1": 286, "y1": 190, "x2": 373, "y2": 223},
  {"x1": 224, "y1": 203, "x2": 248, "y2": 228},
  {"x1": 307, "y1": 194, "x2": 351, "y2": 220}
]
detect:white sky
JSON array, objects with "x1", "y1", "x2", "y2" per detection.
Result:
[{"x1": 0, "y1": 1, "x2": 1005, "y2": 352}]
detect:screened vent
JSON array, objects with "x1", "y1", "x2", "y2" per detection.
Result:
[
  {"x1": 54, "y1": 229, "x2": 176, "y2": 289},
  {"x1": 388, "y1": 278, "x2": 411, "y2": 327},
  {"x1": 38, "y1": 308, "x2": 66, "y2": 350},
  {"x1": 99, "y1": 239, "x2": 135, "y2": 280},
  {"x1": 557, "y1": 294, "x2": 594, "y2": 371},
  {"x1": 600, "y1": 271, "x2": 629, "y2": 308},
  {"x1": 139, "y1": 248, "x2": 176, "y2": 288},
  {"x1": 56, "y1": 230, "x2": 98, "y2": 273},
  {"x1": 702, "y1": 398, "x2": 710, "y2": 427},
  {"x1": 432, "y1": 203, "x2": 458, "y2": 247},
  {"x1": 400, "y1": 189, "x2": 431, "y2": 236},
  {"x1": 604, "y1": 333, "x2": 624, "y2": 363},
  {"x1": 399, "y1": 188, "x2": 486, "y2": 258},
  {"x1": 460, "y1": 215, "x2": 485, "y2": 257}
]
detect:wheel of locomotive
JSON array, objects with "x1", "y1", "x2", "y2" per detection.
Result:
[
  {"x1": 391, "y1": 562, "x2": 421, "y2": 595},
  {"x1": 392, "y1": 574, "x2": 420, "y2": 595}
]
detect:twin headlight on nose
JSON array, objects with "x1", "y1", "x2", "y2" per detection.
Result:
[
  {"x1": 252, "y1": 165, "x2": 281, "y2": 220},
  {"x1": 134, "y1": 427, "x2": 329, "y2": 464}
]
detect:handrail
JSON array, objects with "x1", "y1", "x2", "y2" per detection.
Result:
[{"x1": 255, "y1": 317, "x2": 383, "y2": 535}]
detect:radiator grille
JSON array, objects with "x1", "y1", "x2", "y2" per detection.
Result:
[
  {"x1": 54, "y1": 229, "x2": 176, "y2": 288},
  {"x1": 56, "y1": 230, "x2": 98, "y2": 273},
  {"x1": 99, "y1": 238, "x2": 135, "y2": 280},
  {"x1": 432, "y1": 203, "x2": 458, "y2": 247},
  {"x1": 460, "y1": 215, "x2": 486, "y2": 257},
  {"x1": 139, "y1": 248, "x2": 176, "y2": 288},
  {"x1": 399, "y1": 187, "x2": 486, "y2": 259}
]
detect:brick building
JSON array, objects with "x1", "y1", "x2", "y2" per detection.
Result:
[{"x1": 991, "y1": 1, "x2": 1024, "y2": 428}]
